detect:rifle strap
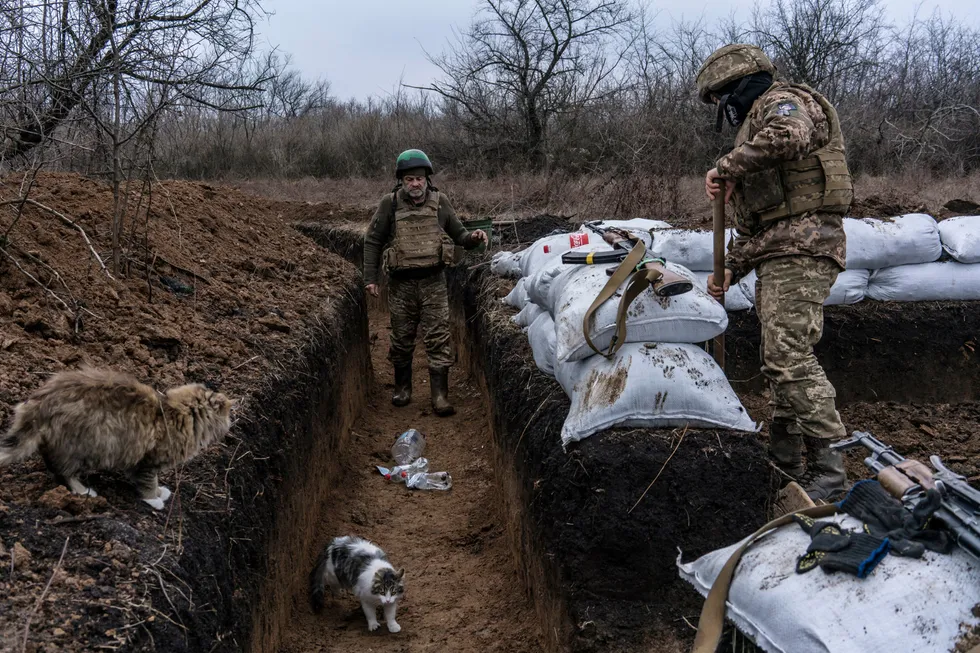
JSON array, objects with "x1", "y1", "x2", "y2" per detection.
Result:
[
  {"x1": 691, "y1": 503, "x2": 840, "y2": 653},
  {"x1": 582, "y1": 235, "x2": 648, "y2": 357}
]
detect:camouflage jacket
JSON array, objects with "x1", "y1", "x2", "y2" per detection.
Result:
[
  {"x1": 716, "y1": 83, "x2": 847, "y2": 281},
  {"x1": 363, "y1": 188, "x2": 472, "y2": 285}
]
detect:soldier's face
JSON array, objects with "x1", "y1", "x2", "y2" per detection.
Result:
[{"x1": 403, "y1": 174, "x2": 427, "y2": 200}]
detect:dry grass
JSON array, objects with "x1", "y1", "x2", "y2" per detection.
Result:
[{"x1": 234, "y1": 171, "x2": 980, "y2": 228}]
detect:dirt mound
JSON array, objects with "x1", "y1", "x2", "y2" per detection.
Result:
[{"x1": 0, "y1": 172, "x2": 359, "y2": 650}]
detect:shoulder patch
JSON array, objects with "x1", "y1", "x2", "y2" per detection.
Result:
[{"x1": 774, "y1": 102, "x2": 799, "y2": 117}]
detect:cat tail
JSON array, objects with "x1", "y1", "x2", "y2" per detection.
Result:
[
  {"x1": 0, "y1": 402, "x2": 41, "y2": 466},
  {"x1": 309, "y1": 547, "x2": 330, "y2": 614}
]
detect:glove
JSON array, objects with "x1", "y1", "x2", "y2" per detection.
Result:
[
  {"x1": 839, "y1": 480, "x2": 952, "y2": 557},
  {"x1": 793, "y1": 514, "x2": 890, "y2": 579}
]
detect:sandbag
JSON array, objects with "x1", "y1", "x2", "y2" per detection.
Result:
[
  {"x1": 551, "y1": 260, "x2": 728, "y2": 362},
  {"x1": 512, "y1": 302, "x2": 545, "y2": 328},
  {"x1": 645, "y1": 229, "x2": 738, "y2": 272},
  {"x1": 867, "y1": 261, "x2": 980, "y2": 301},
  {"x1": 739, "y1": 268, "x2": 867, "y2": 306},
  {"x1": 692, "y1": 272, "x2": 754, "y2": 311},
  {"x1": 678, "y1": 514, "x2": 980, "y2": 653},
  {"x1": 844, "y1": 214, "x2": 941, "y2": 269},
  {"x1": 527, "y1": 312, "x2": 557, "y2": 377},
  {"x1": 524, "y1": 256, "x2": 568, "y2": 310},
  {"x1": 556, "y1": 343, "x2": 757, "y2": 446},
  {"x1": 502, "y1": 278, "x2": 529, "y2": 309},
  {"x1": 826, "y1": 269, "x2": 870, "y2": 305},
  {"x1": 490, "y1": 250, "x2": 523, "y2": 278},
  {"x1": 938, "y1": 215, "x2": 980, "y2": 264},
  {"x1": 518, "y1": 231, "x2": 592, "y2": 278}
]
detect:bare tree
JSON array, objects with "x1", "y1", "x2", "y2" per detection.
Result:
[
  {"x1": 750, "y1": 0, "x2": 886, "y2": 100},
  {"x1": 417, "y1": 0, "x2": 635, "y2": 169}
]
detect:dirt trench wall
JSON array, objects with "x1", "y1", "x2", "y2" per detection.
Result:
[
  {"x1": 726, "y1": 301, "x2": 980, "y2": 404},
  {"x1": 141, "y1": 280, "x2": 370, "y2": 652},
  {"x1": 449, "y1": 265, "x2": 776, "y2": 652}
]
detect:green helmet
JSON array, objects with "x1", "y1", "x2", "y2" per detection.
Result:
[
  {"x1": 395, "y1": 149, "x2": 433, "y2": 178},
  {"x1": 696, "y1": 44, "x2": 776, "y2": 104}
]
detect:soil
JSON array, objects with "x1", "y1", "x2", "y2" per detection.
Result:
[
  {"x1": 278, "y1": 300, "x2": 543, "y2": 652},
  {"x1": 0, "y1": 171, "x2": 361, "y2": 651}
]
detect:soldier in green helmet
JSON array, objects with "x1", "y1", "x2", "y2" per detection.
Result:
[
  {"x1": 362, "y1": 149, "x2": 487, "y2": 416},
  {"x1": 698, "y1": 44, "x2": 852, "y2": 501}
]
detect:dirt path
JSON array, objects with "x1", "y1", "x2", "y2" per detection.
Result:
[{"x1": 279, "y1": 303, "x2": 542, "y2": 652}]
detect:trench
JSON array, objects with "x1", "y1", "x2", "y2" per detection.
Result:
[{"x1": 214, "y1": 219, "x2": 979, "y2": 653}]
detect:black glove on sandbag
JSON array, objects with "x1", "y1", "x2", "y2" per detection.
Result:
[
  {"x1": 792, "y1": 514, "x2": 890, "y2": 578},
  {"x1": 839, "y1": 480, "x2": 952, "y2": 557}
]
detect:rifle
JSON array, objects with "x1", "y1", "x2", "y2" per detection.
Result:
[
  {"x1": 561, "y1": 221, "x2": 693, "y2": 296},
  {"x1": 559, "y1": 221, "x2": 693, "y2": 357},
  {"x1": 832, "y1": 431, "x2": 980, "y2": 559}
]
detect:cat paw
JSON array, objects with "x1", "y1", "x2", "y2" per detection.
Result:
[
  {"x1": 156, "y1": 486, "x2": 171, "y2": 501},
  {"x1": 143, "y1": 497, "x2": 166, "y2": 511},
  {"x1": 387, "y1": 622, "x2": 401, "y2": 633},
  {"x1": 367, "y1": 621, "x2": 380, "y2": 632}
]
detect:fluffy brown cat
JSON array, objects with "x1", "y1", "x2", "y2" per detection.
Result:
[{"x1": 0, "y1": 367, "x2": 234, "y2": 509}]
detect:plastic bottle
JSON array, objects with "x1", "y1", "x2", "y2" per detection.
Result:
[
  {"x1": 406, "y1": 471, "x2": 453, "y2": 491},
  {"x1": 391, "y1": 429, "x2": 426, "y2": 465},
  {"x1": 377, "y1": 457, "x2": 429, "y2": 483}
]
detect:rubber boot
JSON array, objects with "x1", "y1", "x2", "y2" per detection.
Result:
[
  {"x1": 803, "y1": 436, "x2": 848, "y2": 502},
  {"x1": 429, "y1": 367, "x2": 455, "y2": 417},
  {"x1": 769, "y1": 421, "x2": 804, "y2": 479},
  {"x1": 392, "y1": 364, "x2": 412, "y2": 407}
]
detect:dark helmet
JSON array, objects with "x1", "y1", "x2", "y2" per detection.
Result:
[
  {"x1": 395, "y1": 149, "x2": 434, "y2": 178},
  {"x1": 696, "y1": 44, "x2": 776, "y2": 104}
]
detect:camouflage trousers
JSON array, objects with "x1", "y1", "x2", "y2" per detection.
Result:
[
  {"x1": 756, "y1": 255, "x2": 846, "y2": 441},
  {"x1": 387, "y1": 271, "x2": 454, "y2": 370}
]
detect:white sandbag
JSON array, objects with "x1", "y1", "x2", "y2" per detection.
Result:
[
  {"x1": 844, "y1": 214, "x2": 941, "y2": 269},
  {"x1": 524, "y1": 256, "x2": 567, "y2": 309},
  {"x1": 551, "y1": 261, "x2": 729, "y2": 363},
  {"x1": 577, "y1": 218, "x2": 671, "y2": 233},
  {"x1": 867, "y1": 261, "x2": 980, "y2": 301},
  {"x1": 739, "y1": 268, "x2": 866, "y2": 306},
  {"x1": 527, "y1": 312, "x2": 557, "y2": 377},
  {"x1": 512, "y1": 302, "x2": 545, "y2": 328},
  {"x1": 692, "y1": 272, "x2": 754, "y2": 311},
  {"x1": 518, "y1": 231, "x2": 595, "y2": 278},
  {"x1": 490, "y1": 250, "x2": 523, "y2": 278},
  {"x1": 502, "y1": 278, "x2": 529, "y2": 308},
  {"x1": 645, "y1": 229, "x2": 737, "y2": 272},
  {"x1": 939, "y1": 215, "x2": 980, "y2": 264},
  {"x1": 825, "y1": 269, "x2": 870, "y2": 305},
  {"x1": 556, "y1": 343, "x2": 757, "y2": 446},
  {"x1": 678, "y1": 513, "x2": 980, "y2": 653}
]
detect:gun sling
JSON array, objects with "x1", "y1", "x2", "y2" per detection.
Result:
[
  {"x1": 574, "y1": 230, "x2": 695, "y2": 357},
  {"x1": 691, "y1": 503, "x2": 841, "y2": 653}
]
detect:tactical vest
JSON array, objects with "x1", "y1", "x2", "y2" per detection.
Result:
[
  {"x1": 383, "y1": 190, "x2": 456, "y2": 272},
  {"x1": 734, "y1": 83, "x2": 852, "y2": 226}
]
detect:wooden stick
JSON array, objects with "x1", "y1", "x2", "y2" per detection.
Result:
[
  {"x1": 712, "y1": 182, "x2": 727, "y2": 369},
  {"x1": 21, "y1": 199, "x2": 113, "y2": 279}
]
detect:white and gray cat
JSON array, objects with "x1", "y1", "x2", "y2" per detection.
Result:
[{"x1": 309, "y1": 535, "x2": 405, "y2": 633}]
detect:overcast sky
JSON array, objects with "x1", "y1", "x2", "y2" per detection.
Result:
[{"x1": 259, "y1": 0, "x2": 978, "y2": 101}]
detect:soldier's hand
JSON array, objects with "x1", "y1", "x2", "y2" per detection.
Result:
[
  {"x1": 470, "y1": 229, "x2": 488, "y2": 245},
  {"x1": 366, "y1": 284, "x2": 379, "y2": 297},
  {"x1": 705, "y1": 168, "x2": 735, "y2": 204},
  {"x1": 706, "y1": 269, "x2": 733, "y2": 301}
]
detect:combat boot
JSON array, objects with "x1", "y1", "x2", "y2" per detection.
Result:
[
  {"x1": 429, "y1": 367, "x2": 455, "y2": 417},
  {"x1": 769, "y1": 420, "x2": 804, "y2": 479},
  {"x1": 803, "y1": 436, "x2": 848, "y2": 502},
  {"x1": 392, "y1": 364, "x2": 412, "y2": 407}
]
